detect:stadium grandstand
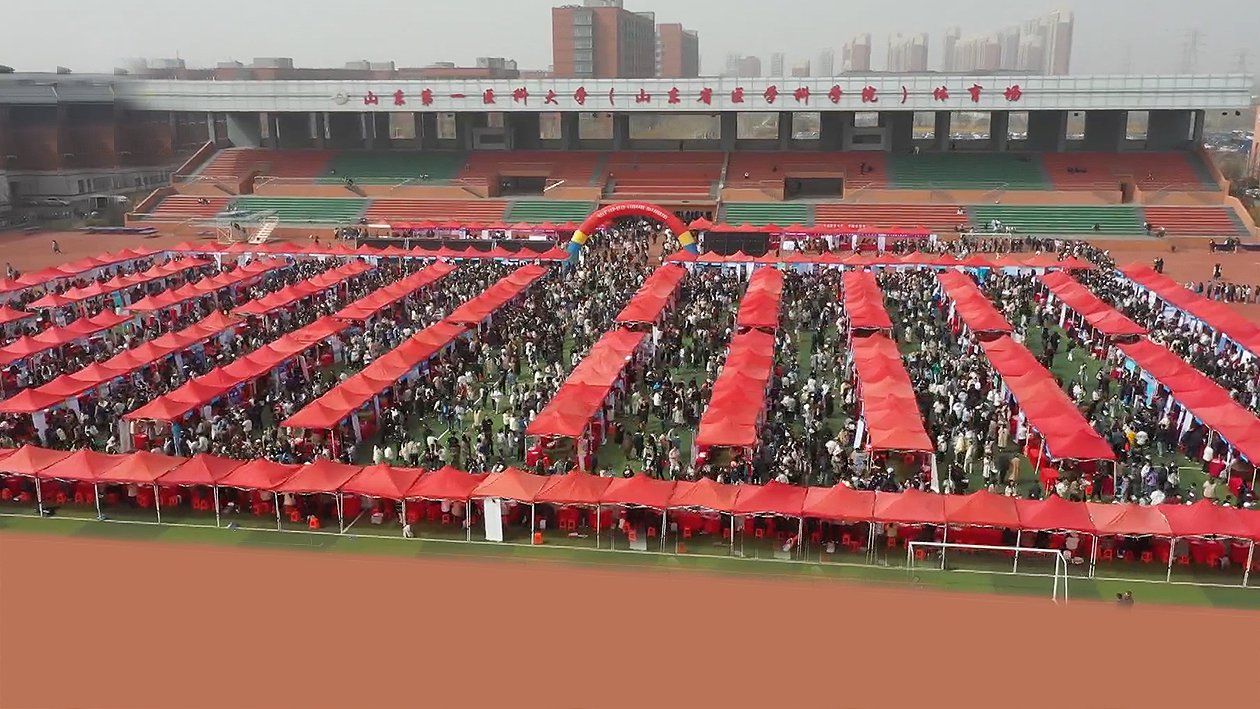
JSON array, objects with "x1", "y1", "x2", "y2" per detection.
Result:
[{"x1": 0, "y1": 70, "x2": 1255, "y2": 244}]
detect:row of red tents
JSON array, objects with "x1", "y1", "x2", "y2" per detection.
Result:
[
  {"x1": 979, "y1": 336, "x2": 1114, "y2": 461},
  {"x1": 1118, "y1": 338, "x2": 1260, "y2": 463},
  {"x1": 851, "y1": 334, "x2": 934, "y2": 452},
  {"x1": 1040, "y1": 271, "x2": 1146, "y2": 337},
  {"x1": 173, "y1": 240, "x2": 571, "y2": 262},
  {"x1": 129, "y1": 259, "x2": 284, "y2": 313},
  {"x1": 282, "y1": 265, "x2": 547, "y2": 431},
  {"x1": 0, "y1": 311, "x2": 132, "y2": 367},
  {"x1": 3, "y1": 444, "x2": 1257, "y2": 539},
  {"x1": 842, "y1": 270, "x2": 893, "y2": 330},
  {"x1": 668, "y1": 250, "x2": 1096, "y2": 270},
  {"x1": 695, "y1": 329, "x2": 777, "y2": 448},
  {"x1": 1121, "y1": 263, "x2": 1260, "y2": 357},
  {"x1": 936, "y1": 271, "x2": 1013, "y2": 333},
  {"x1": 126, "y1": 314, "x2": 350, "y2": 423},
  {"x1": 234, "y1": 260, "x2": 374, "y2": 316},
  {"x1": 526, "y1": 329, "x2": 647, "y2": 439},
  {"x1": 0, "y1": 247, "x2": 161, "y2": 296},
  {"x1": 334, "y1": 262, "x2": 457, "y2": 320},
  {"x1": 615, "y1": 264, "x2": 687, "y2": 325},
  {"x1": 735, "y1": 267, "x2": 784, "y2": 331},
  {"x1": 0, "y1": 311, "x2": 243, "y2": 414},
  {"x1": 28, "y1": 258, "x2": 211, "y2": 308},
  {"x1": 444, "y1": 265, "x2": 548, "y2": 326}
]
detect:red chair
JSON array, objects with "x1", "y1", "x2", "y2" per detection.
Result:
[
  {"x1": 288, "y1": 509, "x2": 301, "y2": 523},
  {"x1": 1140, "y1": 551, "x2": 1153, "y2": 563},
  {"x1": 647, "y1": 527, "x2": 657, "y2": 538},
  {"x1": 1101, "y1": 548, "x2": 1114, "y2": 562},
  {"x1": 307, "y1": 515, "x2": 321, "y2": 530}
]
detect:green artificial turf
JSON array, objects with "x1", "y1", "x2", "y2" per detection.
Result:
[{"x1": 2, "y1": 513, "x2": 1255, "y2": 611}]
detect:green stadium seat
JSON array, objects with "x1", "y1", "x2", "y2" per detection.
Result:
[
  {"x1": 505, "y1": 201, "x2": 596, "y2": 223},
  {"x1": 969, "y1": 205, "x2": 1145, "y2": 235},
  {"x1": 890, "y1": 154, "x2": 1051, "y2": 190},
  {"x1": 720, "y1": 203, "x2": 813, "y2": 226},
  {"x1": 224, "y1": 196, "x2": 369, "y2": 224}
]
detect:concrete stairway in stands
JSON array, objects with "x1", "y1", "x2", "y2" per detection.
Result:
[{"x1": 225, "y1": 196, "x2": 370, "y2": 224}]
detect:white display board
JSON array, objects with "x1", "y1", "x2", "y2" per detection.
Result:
[{"x1": 482, "y1": 498, "x2": 504, "y2": 542}]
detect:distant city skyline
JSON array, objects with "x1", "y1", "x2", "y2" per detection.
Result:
[{"x1": 1, "y1": 0, "x2": 1255, "y2": 78}]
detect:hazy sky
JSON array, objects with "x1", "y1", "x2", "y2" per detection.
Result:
[{"x1": 4, "y1": 0, "x2": 1257, "y2": 75}]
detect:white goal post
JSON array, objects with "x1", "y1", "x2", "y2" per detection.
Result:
[{"x1": 907, "y1": 541, "x2": 1069, "y2": 604}]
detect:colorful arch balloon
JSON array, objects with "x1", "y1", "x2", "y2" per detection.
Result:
[{"x1": 567, "y1": 201, "x2": 698, "y2": 261}]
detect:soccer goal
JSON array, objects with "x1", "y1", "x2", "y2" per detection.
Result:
[{"x1": 907, "y1": 541, "x2": 1069, "y2": 603}]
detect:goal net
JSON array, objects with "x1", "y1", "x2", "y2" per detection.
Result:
[{"x1": 907, "y1": 541, "x2": 1069, "y2": 603}]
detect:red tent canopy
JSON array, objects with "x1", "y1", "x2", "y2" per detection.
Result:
[
  {"x1": 601, "y1": 475, "x2": 677, "y2": 509},
  {"x1": 1086, "y1": 502, "x2": 1172, "y2": 536},
  {"x1": 695, "y1": 330, "x2": 775, "y2": 448},
  {"x1": 942, "y1": 490, "x2": 1021, "y2": 528},
  {"x1": 407, "y1": 466, "x2": 487, "y2": 500},
  {"x1": 37, "y1": 449, "x2": 128, "y2": 481},
  {"x1": 159, "y1": 454, "x2": 246, "y2": 486},
  {"x1": 980, "y1": 336, "x2": 1114, "y2": 461},
  {"x1": 276, "y1": 459, "x2": 364, "y2": 494},
  {"x1": 1118, "y1": 338, "x2": 1260, "y2": 463},
  {"x1": 851, "y1": 334, "x2": 934, "y2": 452},
  {"x1": 1121, "y1": 264, "x2": 1260, "y2": 357},
  {"x1": 842, "y1": 271, "x2": 893, "y2": 330},
  {"x1": 536, "y1": 470, "x2": 613, "y2": 505},
  {"x1": 333, "y1": 261, "x2": 456, "y2": 320},
  {"x1": 802, "y1": 485, "x2": 876, "y2": 522},
  {"x1": 526, "y1": 329, "x2": 645, "y2": 438},
  {"x1": 0, "y1": 305, "x2": 35, "y2": 326},
  {"x1": 936, "y1": 271, "x2": 1012, "y2": 333},
  {"x1": 668, "y1": 477, "x2": 739, "y2": 513},
  {"x1": 735, "y1": 267, "x2": 784, "y2": 330},
  {"x1": 100, "y1": 451, "x2": 186, "y2": 484},
  {"x1": 219, "y1": 459, "x2": 301, "y2": 491},
  {"x1": 1013, "y1": 495, "x2": 1096, "y2": 533},
  {"x1": 341, "y1": 464, "x2": 424, "y2": 499},
  {"x1": 1159, "y1": 500, "x2": 1257, "y2": 539},
  {"x1": 1040, "y1": 271, "x2": 1146, "y2": 336},
  {"x1": 731, "y1": 481, "x2": 808, "y2": 516},
  {"x1": 872, "y1": 489, "x2": 946, "y2": 525},
  {"x1": 615, "y1": 264, "x2": 686, "y2": 325},
  {"x1": 471, "y1": 467, "x2": 549, "y2": 503},
  {"x1": 445, "y1": 265, "x2": 548, "y2": 326},
  {"x1": 0, "y1": 445, "x2": 71, "y2": 476}
]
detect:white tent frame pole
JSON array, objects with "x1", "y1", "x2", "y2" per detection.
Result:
[
  {"x1": 337, "y1": 493, "x2": 345, "y2": 534},
  {"x1": 466, "y1": 497, "x2": 471, "y2": 542},
  {"x1": 153, "y1": 483, "x2": 162, "y2": 523},
  {"x1": 93, "y1": 483, "x2": 101, "y2": 518},
  {"x1": 1012, "y1": 531, "x2": 1022, "y2": 574},
  {"x1": 595, "y1": 505, "x2": 600, "y2": 550},
  {"x1": 530, "y1": 503, "x2": 536, "y2": 543},
  {"x1": 1089, "y1": 534, "x2": 1098, "y2": 578},
  {"x1": 34, "y1": 476, "x2": 43, "y2": 510},
  {"x1": 274, "y1": 493, "x2": 282, "y2": 530},
  {"x1": 1166, "y1": 535, "x2": 1177, "y2": 583},
  {"x1": 400, "y1": 498, "x2": 407, "y2": 535},
  {"x1": 213, "y1": 485, "x2": 221, "y2": 527},
  {"x1": 660, "y1": 509, "x2": 666, "y2": 553},
  {"x1": 1243, "y1": 541, "x2": 1254, "y2": 588}
]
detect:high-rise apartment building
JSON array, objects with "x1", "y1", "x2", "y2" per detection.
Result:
[
  {"x1": 790, "y1": 61, "x2": 811, "y2": 78},
  {"x1": 655, "y1": 22, "x2": 699, "y2": 78},
  {"x1": 886, "y1": 33, "x2": 929, "y2": 72},
  {"x1": 722, "y1": 53, "x2": 762, "y2": 77},
  {"x1": 552, "y1": 0, "x2": 657, "y2": 78},
  {"x1": 943, "y1": 10, "x2": 1073, "y2": 74},
  {"x1": 816, "y1": 50, "x2": 836, "y2": 77},
  {"x1": 769, "y1": 52, "x2": 785, "y2": 76},
  {"x1": 842, "y1": 34, "x2": 872, "y2": 72},
  {"x1": 941, "y1": 27, "x2": 960, "y2": 71}
]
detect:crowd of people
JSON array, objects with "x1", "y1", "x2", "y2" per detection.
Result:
[{"x1": 2, "y1": 224, "x2": 1255, "y2": 516}]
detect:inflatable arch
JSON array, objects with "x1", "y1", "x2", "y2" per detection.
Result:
[{"x1": 567, "y1": 201, "x2": 699, "y2": 261}]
